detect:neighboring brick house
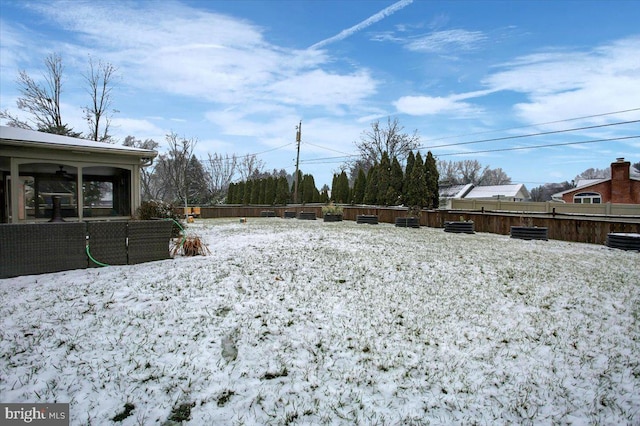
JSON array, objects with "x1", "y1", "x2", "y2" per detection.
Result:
[{"x1": 553, "y1": 158, "x2": 640, "y2": 204}]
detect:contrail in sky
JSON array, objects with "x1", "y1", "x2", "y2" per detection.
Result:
[{"x1": 309, "y1": 0, "x2": 413, "y2": 50}]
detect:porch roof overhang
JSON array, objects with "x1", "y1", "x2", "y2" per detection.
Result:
[{"x1": 0, "y1": 126, "x2": 157, "y2": 163}]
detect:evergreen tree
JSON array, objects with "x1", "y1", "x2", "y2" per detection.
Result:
[
  {"x1": 301, "y1": 174, "x2": 320, "y2": 203},
  {"x1": 227, "y1": 182, "x2": 235, "y2": 204},
  {"x1": 265, "y1": 176, "x2": 276, "y2": 205},
  {"x1": 424, "y1": 151, "x2": 439, "y2": 208},
  {"x1": 403, "y1": 151, "x2": 415, "y2": 204},
  {"x1": 275, "y1": 176, "x2": 290, "y2": 205},
  {"x1": 250, "y1": 179, "x2": 261, "y2": 204},
  {"x1": 186, "y1": 156, "x2": 209, "y2": 204},
  {"x1": 234, "y1": 182, "x2": 241, "y2": 204},
  {"x1": 243, "y1": 180, "x2": 252, "y2": 204},
  {"x1": 331, "y1": 174, "x2": 337, "y2": 200},
  {"x1": 332, "y1": 170, "x2": 350, "y2": 203},
  {"x1": 320, "y1": 185, "x2": 330, "y2": 203},
  {"x1": 353, "y1": 168, "x2": 367, "y2": 204},
  {"x1": 377, "y1": 151, "x2": 391, "y2": 205},
  {"x1": 363, "y1": 164, "x2": 379, "y2": 205},
  {"x1": 291, "y1": 170, "x2": 303, "y2": 203},
  {"x1": 388, "y1": 156, "x2": 404, "y2": 206},
  {"x1": 406, "y1": 152, "x2": 427, "y2": 207}
]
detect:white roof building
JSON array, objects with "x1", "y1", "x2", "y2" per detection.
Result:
[{"x1": 464, "y1": 184, "x2": 530, "y2": 201}]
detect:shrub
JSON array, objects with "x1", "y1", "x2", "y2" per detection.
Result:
[
  {"x1": 135, "y1": 200, "x2": 184, "y2": 238},
  {"x1": 322, "y1": 202, "x2": 343, "y2": 215}
]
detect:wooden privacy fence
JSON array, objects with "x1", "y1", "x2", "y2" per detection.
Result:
[
  {"x1": 451, "y1": 199, "x2": 640, "y2": 216},
  {"x1": 198, "y1": 205, "x2": 640, "y2": 245},
  {"x1": 0, "y1": 220, "x2": 173, "y2": 279}
]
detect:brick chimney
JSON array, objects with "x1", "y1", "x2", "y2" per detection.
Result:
[{"x1": 610, "y1": 158, "x2": 631, "y2": 203}]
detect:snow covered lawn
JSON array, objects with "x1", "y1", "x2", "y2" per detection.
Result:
[{"x1": 1, "y1": 218, "x2": 639, "y2": 425}]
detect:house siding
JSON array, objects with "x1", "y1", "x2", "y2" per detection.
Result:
[{"x1": 561, "y1": 159, "x2": 640, "y2": 204}]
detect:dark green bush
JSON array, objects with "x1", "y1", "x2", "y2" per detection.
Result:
[{"x1": 135, "y1": 200, "x2": 183, "y2": 238}]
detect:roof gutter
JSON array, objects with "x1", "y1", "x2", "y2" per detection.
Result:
[{"x1": 1, "y1": 138, "x2": 158, "y2": 158}]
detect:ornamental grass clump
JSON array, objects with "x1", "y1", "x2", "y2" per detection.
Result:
[
  {"x1": 172, "y1": 235, "x2": 211, "y2": 257},
  {"x1": 322, "y1": 202, "x2": 343, "y2": 216}
]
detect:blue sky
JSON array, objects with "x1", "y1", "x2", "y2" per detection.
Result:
[{"x1": 1, "y1": 0, "x2": 639, "y2": 188}]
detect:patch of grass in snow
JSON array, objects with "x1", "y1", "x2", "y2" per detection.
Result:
[
  {"x1": 111, "y1": 402, "x2": 135, "y2": 422},
  {"x1": 217, "y1": 389, "x2": 235, "y2": 407},
  {"x1": 168, "y1": 401, "x2": 195, "y2": 422}
]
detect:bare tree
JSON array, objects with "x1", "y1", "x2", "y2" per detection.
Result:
[
  {"x1": 204, "y1": 153, "x2": 237, "y2": 203},
  {"x1": 437, "y1": 159, "x2": 512, "y2": 185},
  {"x1": 436, "y1": 159, "x2": 460, "y2": 185},
  {"x1": 530, "y1": 181, "x2": 573, "y2": 202},
  {"x1": 84, "y1": 56, "x2": 118, "y2": 142},
  {"x1": 575, "y1": 167, "x2": 610, "y2": 181},
  {"x1": 238, "y1": 154, "x2": 265, "y2": 181},
  {"x1": 354, "y1": 117, "x2": 420, "y2": 167},
  {"x1": 458, "y1": 160, "x2": 488, "y2": 184},
  {"x1": 0, "y1": 53, "x2": 69, "y2": 134},
  {"x1": 159, "y1": 132, "x2": 197, "y2": 206},
  {"x1": 480, "y1": 167, "x2": 512, "y2": 185}
]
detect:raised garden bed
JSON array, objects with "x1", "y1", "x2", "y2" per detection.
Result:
[
  {"x1": 298, "y1": 212, "x2": 317, "y2": 220},
  {"x1": 395, "y1": 217, "x2": 420, "y2": 228},
  {"x1": 606, "y1": 233, "x2": 640, "y2": 251},
  {"x1": 260, "y1": 210, "x2": 276, "y2": 217},
  {"x1": 283, "y1": 211, "x2": 297, "y2": 219},
  {"x1": 510, "y1": 226, "x2": 548, "y2": 241},
  {"x1": 444, "y1": 221, "x2": 475, "y2": 234},
  {"x1": 357, "y1": 215, "x2": 379, "y2": 225},
  {"x1": 323, "y1": 214, "x2": 343, "y2": 222}
]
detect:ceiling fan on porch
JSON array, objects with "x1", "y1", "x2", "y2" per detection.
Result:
[{"x1": 55, "y1": 165, "x2": 74, "y2": 180}]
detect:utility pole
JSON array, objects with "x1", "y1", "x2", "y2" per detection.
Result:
[{"x1": 294, "y1": 121, "x2": 301, "y2": 203}]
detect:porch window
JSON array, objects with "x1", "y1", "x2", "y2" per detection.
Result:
[
  {"x1": 22, "y1": 165, "x2": 79, "y2": 219},
  {"x1": 82, "y1": 167, "x2": 131, "y2": 217}
]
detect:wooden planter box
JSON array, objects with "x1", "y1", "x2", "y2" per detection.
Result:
[
  {"x1": 606, "y1": 233, "x2": 640, "y2": 251},
  {"x1": 444, "y1": 221, "x2": 475, "y2": 234},
  {"x1": 298, "y1": 211, "x2": 317, "y2": 220},
  {"x1": 356, "y1": 214, "x2": 378, "y2": 225},
  {"x1": 260, "y1": 210, "x2": 276, "y2": 217},
  {"x1": 283, "y1": 211, "x2": 297, "y2": 219},
  {"x1": 395, "y1": 217, "x2": 420, "y2": 228},
  {"x1": 323, "y1": 214, "x2": 343, "y2": 222},
  {"x1": 510, "y1": 226, "x2": 548, "y2": 241}
]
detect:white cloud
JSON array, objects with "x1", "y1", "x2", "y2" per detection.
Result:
[
  {"x1": 405, "y1": 29, "x2": 486, "y2": 53},
  {"x1": 109, "y1": 118, "x2": 166, "y2": 142},
  {"x1": 20, "y1": 1, "x2": 372, "y2": 114},
  {"x1": 393, "y1": 89, "x2": 494, "y2": 116},
  {"x1": 394, "y1": 95, "x2": 477, "y2": 116},
  {"x1": 268, "y1": 69, "x2": 377, "y2": 107},
  {"x1": 485, "y1": 37, "x2": 640, "y2": 126}
]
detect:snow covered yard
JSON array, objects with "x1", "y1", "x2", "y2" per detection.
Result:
[{"x1": 1, "y1": 218, "x2": 639, "y2": 425}]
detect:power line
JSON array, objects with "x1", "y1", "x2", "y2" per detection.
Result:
[
  {"x1": 416, "y1": 107, "x2": 640, "y2": 146},
  {"x1": 299, "y1": 135, "x2": 640, "y2": 165},
  {"x1": 420, "y1": 119, "x2": 640, "y2": 150},
  {"x1": 219, "y1": 108, "x2": 640, "y2": 171},
  {"x1": 437, "y1": 135, "x2": 640, "y2": 157},
  {"x1": 304, "y1": 141, "x2": 353, "y2": 156},
  {"x1": 203, "y1": 142, "x2": 294, "y2": 163}
]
